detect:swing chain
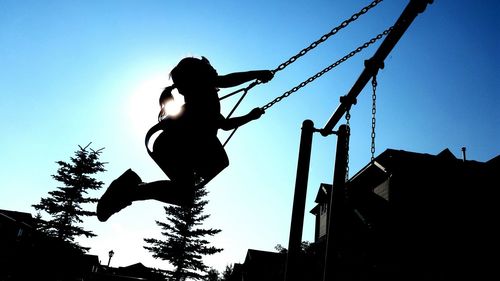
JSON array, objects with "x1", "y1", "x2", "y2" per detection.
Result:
[
  {"x1": 345, "y1": 109, "x2": 351, "y2": 181},
  {"x1": 222, "y1": 1, "x2": 387, "y2": 105},
  {"x1": 371, "y1": 75, "x2": 377, "y2": 162},
  {"x1": 273, "y1": 0, "x2": 384, "y2": 74},
  {"x1": 261, "y1": 27, "x2": 392, "y2": 111},
  {"x1": 222, "y1": 0, "x2": 386, "y2": 147}
]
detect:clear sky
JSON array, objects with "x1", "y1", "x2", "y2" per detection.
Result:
[{"x1": 1, "y1": 0, "x2": 498, "y2": 273}]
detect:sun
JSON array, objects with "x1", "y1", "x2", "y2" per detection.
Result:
[{"x1": 127, "y1": 72, "x2": 184, "y2": 139}]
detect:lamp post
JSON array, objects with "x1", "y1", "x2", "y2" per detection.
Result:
[{"x1": 107, "y1": 250, "x2": 114, "y2": 267}]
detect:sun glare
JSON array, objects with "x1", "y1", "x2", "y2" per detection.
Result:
[
  {"x1": 162, "y1": 99, "x2": 184, "y2": 118},
  {"x1": 127, "y1": 72, "x2": 184, "y2": 138}
]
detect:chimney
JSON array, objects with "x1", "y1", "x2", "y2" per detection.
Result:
[{"x1": 461, "y1": 147, "x2": 467, "y2": 162}]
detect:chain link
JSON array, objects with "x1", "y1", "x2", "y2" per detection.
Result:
[
  {"x1": 273, "y1": 0, "x2": 384, "y2": 74},
  {"x1": 370, "y1": 75, "x2": 377, "y2": 162},
  {"x1": 222, "y1": 0, "x2": 385, "y2": 147},
  {"x1": 345, "y1": 110, "x2": 351, "y2": 181},
  {"x1": 262, "y1": 27, "x2": 392, "y2": 111}
]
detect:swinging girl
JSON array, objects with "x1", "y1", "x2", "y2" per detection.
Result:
[{"x1": 97, "y1": 56, "x2": 273, "y2": 222}]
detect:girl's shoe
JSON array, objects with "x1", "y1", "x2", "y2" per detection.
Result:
[{"x1": 96, "y1": 169, "x2": 141, "y2": 222}]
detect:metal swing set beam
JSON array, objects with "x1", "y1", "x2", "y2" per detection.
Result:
[
  {"x1": 283, "y1": 1, "x2": 433, "y2": 281},
  {"x1": 321, "y1": 0, "x2": 434, "y2": 135}
]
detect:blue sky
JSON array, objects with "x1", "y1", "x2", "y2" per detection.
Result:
[{"x1": 1, "y1": 0, "x2": 498, "y2": 273}]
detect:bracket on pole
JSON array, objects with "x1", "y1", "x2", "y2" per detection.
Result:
[{"x1": 321, "y1": 0, "x2": 433, "y2": 134}]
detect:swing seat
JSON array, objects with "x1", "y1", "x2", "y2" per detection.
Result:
[{"x1": 145, "y1": 117, "x2": 229, "y2": 184}]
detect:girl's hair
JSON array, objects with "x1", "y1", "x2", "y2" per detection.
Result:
[
  {"x1": 158, "y1": 56, "x2": 216, "y2": 121},
  {"x1": 158, "y1": 85, "x2": 176, "y2": 122}
]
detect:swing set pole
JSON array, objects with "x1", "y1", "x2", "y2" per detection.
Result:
[
  {"x1": 322, "y1": 124, "x2": 349, "y2": 281},
  {"x1": 321, "y1": 0, "x2": 433, "y2": 135},
  {"x1": 284, "y1": 119, "x2": 315, "y2": 281}
]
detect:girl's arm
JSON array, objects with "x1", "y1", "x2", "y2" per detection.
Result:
[
  {"x1": 219, "y1": 108, "x2": 264, "y2": 131},
  {"x1": 217, "y1": 70, "x2": 274, "y2": 88}
]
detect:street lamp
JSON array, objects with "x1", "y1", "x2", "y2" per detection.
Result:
[{"x1": 107, "y1": 250, "x2": 114, "y2": 267}]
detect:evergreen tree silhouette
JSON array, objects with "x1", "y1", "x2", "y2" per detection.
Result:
[
  {"x1": 32, "y1": 143, "x2": 106, "y2": 251},
  {"x1": 220, "y1": 265, "x2": 234, "y2": 281},
  {"x1": 206, "y1": 268, "x2": 220, "y2": 281},
  {"x1": 144, "y1": 185, "x2": 222, "y2": 280}
]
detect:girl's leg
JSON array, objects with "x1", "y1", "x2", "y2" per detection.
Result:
[
  {"x1": 133, "y1": 179, "x2": 195, "y2": 207},
  {"x1": 96, "y1": 169, "x2": 195, "y2": 222}
]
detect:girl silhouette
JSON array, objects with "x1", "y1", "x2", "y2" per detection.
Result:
[{"x1": 97, "y1": 56, "x2": 273, "y2": 222}]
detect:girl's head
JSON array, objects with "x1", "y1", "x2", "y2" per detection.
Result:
[
  {"x1": 158, "y1": 57, "x2": 218, "y2": 121},
  {"x1": 170, "y1": 56, "x2": 218, "y2": 93}
]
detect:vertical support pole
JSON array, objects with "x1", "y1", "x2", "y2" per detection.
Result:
[
  {"x1": 323, "y1": 124, "x2": 349, "y2": 281},
  {"x1": 284, "y1": 119, "x2": 315, "y2": 281}
]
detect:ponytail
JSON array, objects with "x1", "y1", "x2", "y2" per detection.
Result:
[{"x1": 158, "y1": 85, "x2": 176, "y2": 122}]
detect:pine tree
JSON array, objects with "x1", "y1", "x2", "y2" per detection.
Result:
[
  {"x1": 32, "y1": 143, "x2": 106, "y2": 251},
  {"x1": 220, "y1": 265, "x2": 234, "y2": 281},
  {"x1": 144, "y1": 185, "x2": 222, "y2": 281},
  {"x1": 205, "y1": 268, "x2": 220, "y2": 281}
]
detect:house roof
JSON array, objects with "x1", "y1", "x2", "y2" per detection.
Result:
[
  {"x1": 244, "y1": 249, "x2": 285, "y2": 265},
  {"x1": 310, "y1": 149, "x2": 445, "y2": 208},
  {"x1": 109, "y1": 262, "x2": 163, "y2": 280},
  {"x1": 0, "y1": 209, "x2": 35, "y2": 229},
  {"x1": 486, "y1": 154, "x2": 500, "y2": 166},
  {"x1": 310, "y1": 183, "x2": 332, "y2": 215},
  {"x1": 309, "y1": 148, "x2": 498, "y2": 214},
  {"x1": 314, "y1": 183, "x2": 332, "y2": 204},
  {"x1": 117, "y1": 262, "x2": 150, "y2": 275},
  {"x1": 82, "y1": 254, "x2": 100, "y2": 265},
  {"x1": 243, "y1": 249, "x2": 286, "y2": 281},
  {"x1": 348, "y1": 148, "x2": 497, "y2": 190}
]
